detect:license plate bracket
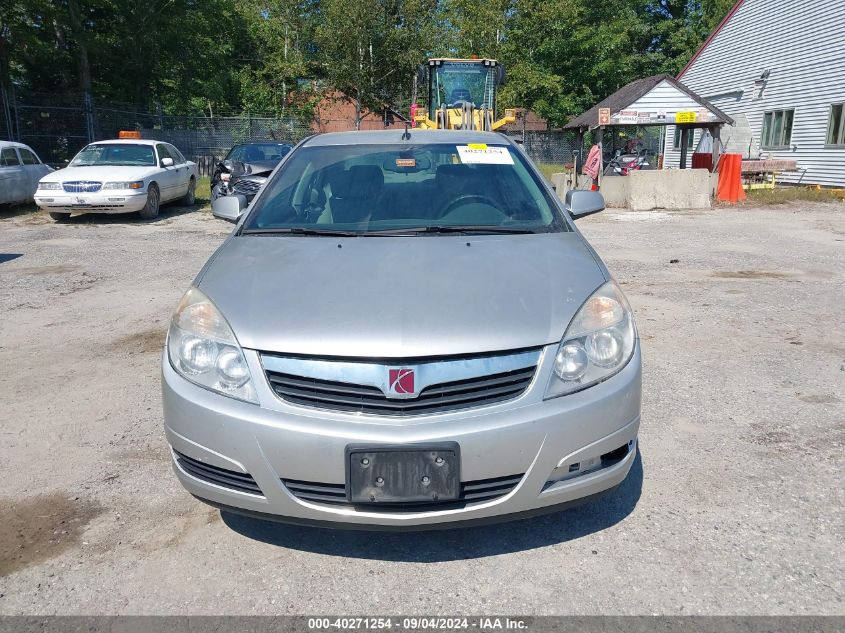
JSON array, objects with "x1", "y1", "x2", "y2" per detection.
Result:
[{"x1": 346, "y1": 443, "x2": 460, "y2": 505}]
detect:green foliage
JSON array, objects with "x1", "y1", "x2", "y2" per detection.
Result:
[
  {"x1": 313, "y1": 0, "x2": 440, "y2": 126},
  {"x1": 2, "y1": 0, "x2": 736, "y2": 125}
]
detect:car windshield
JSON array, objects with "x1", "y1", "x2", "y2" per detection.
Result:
[
  {"x1": 226, "y1": 143, "x2": 292, "y2": 162},
  {"x1": 70, "y1": 144, "x2": 156, "y2": 167},
  {"x1": 242, "y1": 143, "x2": 564, "y2": 235}
]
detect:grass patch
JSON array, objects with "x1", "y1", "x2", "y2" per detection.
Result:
[
  {"x1": 745, "y1": 186, "x2": 845, "y2": 205},
  {"x1": 536, "y1": 163, "x2": 570, "y2": 182},
  {"x1": 196, "y1": 176, "x2": 211, "y2": 204}
]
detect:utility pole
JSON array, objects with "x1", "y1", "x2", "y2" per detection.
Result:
[{"x1": 83, "y1": 92, "x2": 96, "y2": 143}]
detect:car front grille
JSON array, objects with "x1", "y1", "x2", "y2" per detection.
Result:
[
  {"x1": 62, "y1": 181, "x2": 102, "y2": 193},
  {"x1": 232, "y1": 178, "x2": 264, "y2": 197},
  {"x1": 174, "y1": 450, "x2": 263, "y2": 496},
  {"x1": 266, "y1": 365, "x2": 536, "y2": 416},
  {"x1": 284, "y1": 473, "x2": 523, "y2": 508}
]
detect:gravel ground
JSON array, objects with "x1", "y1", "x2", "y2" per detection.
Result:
[{"x1": 0, "y1": 202, "x2": 842, "y2": 615}]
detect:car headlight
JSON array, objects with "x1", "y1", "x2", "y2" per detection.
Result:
[
  {"x1": 102, "y1": 181, "x2": 144, "y2": 190},
  {"x1": 38, "y1": 182, "x2": 61, "y2": 190},
  {"x1": 545, "y1": 281, "x2": 636, "y2": 398},
  {"x1": 166, "y1": 287, "x2": 258, "y2": 403}
]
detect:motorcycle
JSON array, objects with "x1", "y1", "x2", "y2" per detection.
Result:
[{"x1": 603, "y1": 144, "x2": 651, "y2": 176}]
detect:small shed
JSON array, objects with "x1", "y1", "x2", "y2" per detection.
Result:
[
  {"x1": 559, "y1": 74, "x2": 734, "y2": 209},
  {"x1": 565, "y1": 73, "x2": 734, "y2": 172}
]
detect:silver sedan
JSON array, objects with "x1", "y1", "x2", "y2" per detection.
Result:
[
  {"x1": 162, "y1": 130, "x2": 641, "y2": 529},
  {"x1": 0, "y1": 141, "x2": 52, "y2": 207}
]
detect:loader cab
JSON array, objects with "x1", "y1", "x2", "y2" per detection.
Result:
[{"x1": 422, "y1": 59, "x2": 503, "y2": 120}]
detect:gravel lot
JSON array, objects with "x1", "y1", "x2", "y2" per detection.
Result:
[{"x1": 0, "y1": 202, "x2": 842, "y2": 615}]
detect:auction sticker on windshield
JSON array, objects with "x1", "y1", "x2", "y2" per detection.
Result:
[{"x1": 457, "y1": 145, "x2": 514, "y2": 165}]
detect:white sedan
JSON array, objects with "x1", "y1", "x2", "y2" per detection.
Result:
[
  {"x1": 34, "y1": 139, "x2": 198, "y2": 221},
  {"x1": 0, "y1": 141, "x2": 53, "y2": 207}
]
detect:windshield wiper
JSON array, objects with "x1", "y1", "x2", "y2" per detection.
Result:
[
  {"x1": 367, "y1": 225, "x2": 536, "y2": 235},
  {"x1": 241, "y1": 227, "x2": 363, "y2": 237}
]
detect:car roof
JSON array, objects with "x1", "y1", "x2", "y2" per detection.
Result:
[
  {"x1": 235, "y1": 141, "x2": 291, "y2": 146},
  {"x1": 302, "y1": 129, "x2": 516, "y2": 147},
  {"x1": 87, "y1": 139, "x2": 161, "y2": 146},
  {"x1": 0, "y1": 140, "x2": 34, "y2": 150}
]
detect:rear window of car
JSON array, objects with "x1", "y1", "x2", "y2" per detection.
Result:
[{"x1": 243, "y1": 143, "x2": 564, "y2": 234}]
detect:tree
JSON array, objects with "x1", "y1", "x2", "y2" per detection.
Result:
[
  {"x1": 441, "y1": 0, "x2": 511, "y2": 58},
  {"x1": 314, "y1": 0, "x2": 439, "y2": 128},
  {"x1": 236, "y1": 0, "x2": 318, "y2": 116},
  {"x1": 0, "y1": 0, "x2": 736, "y2": 125}
]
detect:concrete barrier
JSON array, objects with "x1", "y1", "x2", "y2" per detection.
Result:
[
  {"x1": 595, "y1": 176, "x2": 628, "y2": 207},
  {"x1": 626, "y1": 169, "x2": 712, "y2": 210},
  {"x1": 551, "y1": 172, "x2": 593, "y2": 202},
  {"x1": 552, "y1": 168, "x2": 713, "y2": 210}
]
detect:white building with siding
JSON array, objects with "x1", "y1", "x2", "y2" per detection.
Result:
[{"x1": 663, "y1": 0, "x2": 845, "y2": 187}]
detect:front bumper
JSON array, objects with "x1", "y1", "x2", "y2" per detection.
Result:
[
  {"x1": 162, "y1": 344, "x2": 642, "y2": 528},
  {"x1": 34, "y1": 190, "x2": 148, "y2": 214}
]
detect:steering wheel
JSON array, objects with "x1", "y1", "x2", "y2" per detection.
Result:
[{"x1": 439, "y1": 194, "x2": 500, "y2": 218}]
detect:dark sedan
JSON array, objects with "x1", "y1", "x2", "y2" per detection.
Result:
[{"x1": 211, "y1": 142, "x2": 293, "y2": 203}]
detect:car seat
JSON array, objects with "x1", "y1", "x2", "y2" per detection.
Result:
[
  {"x1": 432, "y1": 164, "x2": 485, "y2": 216},
  {"x1": 328, "y1": 165, "x2": 384, "y2": 224},
  {"x1": 449, "y1": 88, "x2": 472, "y2": 104}
]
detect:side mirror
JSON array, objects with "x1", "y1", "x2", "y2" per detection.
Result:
[
  {"x1": 211, "y1": 194, "x2": 248, "y2": 222},
  {"x1": 565, "y1": 190, "x2": 605, "y2": 220},
  {"x1": 161, "y1": 157, "x2": 174, "y2": 167}
]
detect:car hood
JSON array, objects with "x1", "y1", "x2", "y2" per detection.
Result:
[
  {"x1": 41, "y1": 165, "x2": 161, "y2": 182},
  {"x1": 198, "y1": 233, "x2": 607, "y2": 358}
]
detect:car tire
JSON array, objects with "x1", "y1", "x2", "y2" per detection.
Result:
[
  {"x1": 181, "y1": 177, "x2": 196, "y2": 205},
  {"x1": 139, "y1": 183, "x2": 160, "y2": 220},
  {"x1": 49, "y1": 212, "x2": 70, "y2": 222}
]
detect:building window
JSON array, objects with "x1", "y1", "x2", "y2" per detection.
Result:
[
  {"x1": 673, "y1": 127, "x2": 695, "y2": 150},
  {"x1": 761, "y1": 109, "x2": 794, "y2": 148},
  {"x1": 827, "y1": 104, "x2": 845, "y2": 145}
]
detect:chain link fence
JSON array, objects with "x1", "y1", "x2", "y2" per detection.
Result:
[
  {"x1": 512, "y1": 131, "x2": 587, "y2": 168},
  {"x1": 0, "y1": 91, "x2": 312, "y2": 174},
  {"x1": 1, "y1": 90, "x2": 590, "y2": 176}
]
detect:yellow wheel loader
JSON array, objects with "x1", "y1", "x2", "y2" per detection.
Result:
[{"x1": 414, "y1": 58, "x2": 518, "y2": 131}]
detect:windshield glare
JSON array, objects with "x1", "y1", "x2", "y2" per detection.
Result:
[
  {"x1": 243, "y1": 143, "x2": 563, "y2": 235},
  {"x1": 70, "y1": 144, "x2": 156, "y2": 167},
  {"x1": 226, "y1": 143, "x2": 291, "y2": 162}
]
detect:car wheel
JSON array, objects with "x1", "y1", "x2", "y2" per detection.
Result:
[
  {"x1": 181, "y1": 177, "x2": 196, "y2": 205},
  {"x1": 139, "y1": 183, "x2": 160, "y2": 220},
  {"x1": 49, "y1": 212, "x2": 70, "y2": 222}
]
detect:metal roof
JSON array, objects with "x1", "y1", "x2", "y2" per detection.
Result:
[{"x1": 564, "y1": 74, "x2": 734, "y2": 129}]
